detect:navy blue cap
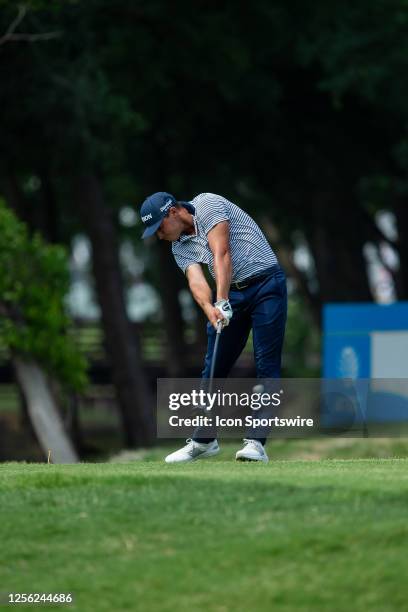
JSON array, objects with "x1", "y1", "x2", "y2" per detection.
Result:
[{"x1": 139, "y1": 192, "x2": 177, "y2": 238}]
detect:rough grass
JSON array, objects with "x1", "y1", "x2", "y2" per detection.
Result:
[{"x1": 1, "y1": 455, "x2": 408, "y2": 611}]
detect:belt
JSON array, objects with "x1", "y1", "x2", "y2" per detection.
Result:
[{"x1": 230, "y1": 265, "x2": 281, "y2": 290}]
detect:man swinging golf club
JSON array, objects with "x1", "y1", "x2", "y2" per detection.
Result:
[{"x1": 140, "y1": 192, "x2": 287, "y2": 463}]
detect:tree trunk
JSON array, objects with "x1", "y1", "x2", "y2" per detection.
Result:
[
  {"x1": 150, "y1": 144, "x2": 189, "y2": 375},
  {"x1": 156, "y1": 240, "x2": 188, "y2": 376},
  {"x1": 13, "y1": 358, "x2": 78, "y2": 463},
  {"x1": 394, "y1": 196, "x2": 408, "y2": 299},
  {"x1": 38, "y1": 169, "x2": 59, "y2": 243},
  {"x1": 261, "y1": 216, "x2": 322, "y2": 328},
  {"x1": 3, "y1": 171, "x2": 31, "y2": 225},
  {"x1": 77, "y1": 173, "x2": 154, "y2": 447},
  {"x1": 309, "y1": 195, "x2": 372, "y2": 303}
]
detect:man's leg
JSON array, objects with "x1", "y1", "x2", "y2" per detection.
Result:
[
  {"x1": 251, "y1": 269, "x2": 287, "y2": 378},
  {"x1": 164, "y1": 296, "x2": 251, "y2": 462},
  {"x1": 193, "y1": 296, "x2": 252, "y2": 441},
  {"x1": 243, "y1": 268, "x2": 287, "y2": 445}
]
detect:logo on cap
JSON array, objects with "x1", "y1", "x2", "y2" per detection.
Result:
[
  {"x1": 159, "y1": 199, "x2": 173, "y2": 214},
  {"x1": 139, "y1": 191, "x2": 176, "y2": 239}
]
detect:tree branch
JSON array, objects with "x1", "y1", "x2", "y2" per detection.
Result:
[
  {"x1": 4, "y1": 4, "x2": 27, "y2": 37},
  {"x1": 0, "y1": 4, "x2": 60, "y2": 46}
]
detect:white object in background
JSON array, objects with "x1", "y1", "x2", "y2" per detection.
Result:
[
  {"x1": 371, "y1": 331, "x2": 408, "y2": 398},
  {"x1": 13, "y1": 359, "x2": 78, "y2": 464},
  {"x1": 338, "y1": 346, "x2": 359, "y2": 379},
  {"x1": 371, "y1": 331, "x2": 408, "y2": 378}
]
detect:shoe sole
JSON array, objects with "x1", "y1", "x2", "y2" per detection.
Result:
[{"x1": 235, "y1": 455, "x2": 269, "y2": 463}]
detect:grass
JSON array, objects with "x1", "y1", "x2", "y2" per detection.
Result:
[
  {"x1": 1, "y1": 454, "x2": 408, "y2": 611},
  {"x1": 119, "y1": 437, "x2": 408, "y2": 462}
]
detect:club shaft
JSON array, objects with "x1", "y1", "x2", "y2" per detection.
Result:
[{"x1": 208, "y1": 321, "x2": 223, "y2": 395}]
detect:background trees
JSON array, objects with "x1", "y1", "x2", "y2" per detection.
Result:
[
  {"x1": 0, "y1": 0, "x2": 406, "y2": 454},
  {"x1": 0, "y1": 200, "x2": 86, "y2": 461}
]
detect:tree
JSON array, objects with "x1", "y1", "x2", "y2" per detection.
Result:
[
  {"x1": 0, "y1": 1, "x2": 156, "y2": 445},
  {"x1": 2, "y1": 0, "x2": 408, "y2": 394},
  {"x1": 292, "y1": 0, "x2": 408, "y2": 298},
  {"x1": 0, "y1": 200, "x2": 87, "y2": 462}
]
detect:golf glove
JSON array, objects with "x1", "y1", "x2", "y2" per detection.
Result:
[{"x1": 214, "y1": 299, "x2": 233, "y2": 327}]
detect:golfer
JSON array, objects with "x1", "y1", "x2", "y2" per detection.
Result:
[{"x1": 140, "y1": 192, "x2": 287, "y2": 463}]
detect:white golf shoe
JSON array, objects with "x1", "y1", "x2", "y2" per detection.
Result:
[
  {"x1": 165, "y1": 439, "x2": 220, "y2": 463},
  {"x1": 236, "y1": 439, "x2": 269, "y2": 463}
]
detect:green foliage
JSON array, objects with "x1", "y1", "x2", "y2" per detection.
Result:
[
  {"x1": 0, "y1": 200, "x2": 88, "y2": 390},
  {"x1": 297, "y1": 1, "x2": 408, "y2": 113},
  {"x1": 283, "y1": 295, "x2": 320, "y2": 377},
  {"x1": 1, "y1": 0, "x2": 408, "y2": 328}
]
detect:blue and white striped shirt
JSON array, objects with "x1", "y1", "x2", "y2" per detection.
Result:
[{"x1": 172, "y1": 193, "x2": 278, "y2": 283}]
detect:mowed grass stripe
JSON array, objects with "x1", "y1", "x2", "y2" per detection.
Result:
[{"x1": 1, "y1": 460, "x2": 408, "y2": 612}]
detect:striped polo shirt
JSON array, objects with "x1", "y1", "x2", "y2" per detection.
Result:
[{"x1": 172, "y1": 193, "x2": 278, "y2": 283}]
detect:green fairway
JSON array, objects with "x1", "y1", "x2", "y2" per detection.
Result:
[{"x1": 1, "y1": 459, "x2": 408, "y2": 612}]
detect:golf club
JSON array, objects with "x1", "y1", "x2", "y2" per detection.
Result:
[{"x1": 208, "y1": 319, "x2": 223, "y2": 392}]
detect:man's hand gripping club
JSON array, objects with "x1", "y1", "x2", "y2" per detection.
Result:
[
  {"x1": 214, "y1": 299, "x2": 233, "y2": 328},
  {"x1": 186, "y1": 264, "x2": 233, "y2": 330}
]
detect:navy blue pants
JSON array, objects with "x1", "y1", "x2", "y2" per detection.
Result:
[{"x1": 193, "y1": 266, "x2": 287, "y2": 444}]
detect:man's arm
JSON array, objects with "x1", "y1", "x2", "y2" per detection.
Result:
[
  {"x1": 207, "y1": 221, "x2": 232, "y2": 301},
  {"x1": 186, "y1": 264, "x2": 222, "y2": 329}
]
